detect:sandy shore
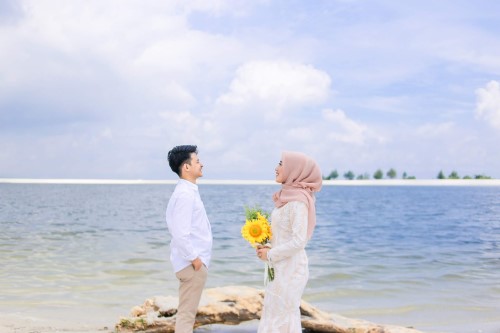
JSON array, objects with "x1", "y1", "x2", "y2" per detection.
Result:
[{"x1": 0, "y1": 312, "x2": 259, "y2": 333}]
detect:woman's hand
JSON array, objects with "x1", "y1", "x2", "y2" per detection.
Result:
[{"x1": 256, "y1": 245, "x2": 270, "y2": 261}]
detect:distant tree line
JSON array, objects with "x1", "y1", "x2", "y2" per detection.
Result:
[
  {"x1": 436, "y1": 170, "x2": 492, "y2": 180},
  {"x1": 323, "y1": 168, "x2": 493, "y2": 180}
]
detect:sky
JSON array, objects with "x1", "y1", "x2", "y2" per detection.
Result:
[{"x1": 1, "y1": 0, "x2": 500, "y2": 180}]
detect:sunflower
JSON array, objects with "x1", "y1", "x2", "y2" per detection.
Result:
[
  {"x1": 241, "y1": 212, "x2": 272, "y2": 246},
  {"x1": 242, "y1": 206, "x2": 274, "y2": 282}
]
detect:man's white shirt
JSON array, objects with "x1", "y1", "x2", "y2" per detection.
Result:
[{"x1": 166, "y1": 179, "x2": 213, "y2": 273}]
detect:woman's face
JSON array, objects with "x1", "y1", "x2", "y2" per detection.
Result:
[{"x1": 275, "y1": 160, "x2": 285, "y2": 183}]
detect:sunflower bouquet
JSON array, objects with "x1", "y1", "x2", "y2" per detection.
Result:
[{"x1": 241, "y1": 206, "x2": 274, "y2": 282}]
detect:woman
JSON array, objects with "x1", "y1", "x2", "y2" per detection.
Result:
[{"x1": 256, "y1": 151, "x2": 322, "y2": 333}]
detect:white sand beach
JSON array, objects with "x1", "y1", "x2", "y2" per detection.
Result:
[{"x1": 1, "y1": 178, "x2": 499, "y2": 186}]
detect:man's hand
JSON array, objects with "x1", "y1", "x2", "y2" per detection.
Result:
[{"x1": 191, "y1": 257, "x2": 203, "y2": 271}]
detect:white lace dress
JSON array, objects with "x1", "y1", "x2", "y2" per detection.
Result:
[{"x1": 258, "y1": 201, "x2": 309, "y2": 333}]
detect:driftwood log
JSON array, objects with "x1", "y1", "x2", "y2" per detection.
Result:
[{"x1": 115, "y1": 286, "x2": 423, "y2": 333}]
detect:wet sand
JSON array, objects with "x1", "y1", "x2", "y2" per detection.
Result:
[{"x1": 0, "y1": 312, "x2": 259, "y2": 333}]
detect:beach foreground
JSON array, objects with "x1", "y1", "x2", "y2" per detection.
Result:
[
  {"x1": 0, "y1": 316, "x2": 258, "y2": 333},
  {"x1": 0, "y1": 286, "x2": 423, "y2": 333},
  {"x1": 116, "y1": 285, "x2": 423, "y2": 333}
]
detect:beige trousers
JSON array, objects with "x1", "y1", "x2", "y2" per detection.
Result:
[{"x1": 174, "y1": 264, "x2": 208, "y2": 333}]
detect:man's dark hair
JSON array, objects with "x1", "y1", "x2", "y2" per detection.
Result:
[{"x1": 168, "y1": 145, "x2": 198, "y2": 177}]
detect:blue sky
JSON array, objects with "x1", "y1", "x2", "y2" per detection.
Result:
[{"x1": 1, "y1": 0, "x2": 499, "y2": 180}]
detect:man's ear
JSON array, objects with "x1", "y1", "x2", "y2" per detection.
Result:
[{"x1": 179, "y1": 163, "x2": 187, "y2": 177}]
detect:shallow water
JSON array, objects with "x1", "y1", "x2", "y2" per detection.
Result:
[{"x1": 0, "y1": 184, "x2": 499, "y2": 332}]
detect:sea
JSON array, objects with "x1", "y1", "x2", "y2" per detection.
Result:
[{"x1": 0, "y1": 183, "x2": 499, "y2": 333}]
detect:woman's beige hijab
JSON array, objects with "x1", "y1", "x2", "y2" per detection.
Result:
[{"x1": 272, "y1": 151, "x2": 322, "y2": 239}]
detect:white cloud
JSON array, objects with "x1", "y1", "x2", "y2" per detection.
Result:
[
  {"x1": 181, "y1": 0, "x2": 261, "y2": 17},
  {"x1": 132, "y1": 30, "x2": 241, "y2": 81},
  {"x1": 160, "y1": 81, "x2": 197, "y2": 106},
  {"x1": 416, "y1": 122, "x2": 455, "y2": 137},
  {"x1": 0, "y1": 1, "x2": 240, "y2": 104},
  {"x1": 321, "y1": 109, "x2": 377, "y2": 145},
  {"x1": 100, "y1": 128, "x2": 113, "y2": 139},
  {"x1": 216, "y1": 60, "x2": 331, "y2": 120},
  {"x1": 359, "y1": 96, "x2": 412, "y2": 114},
  {"x1": 285, "y1": 127, "x2": 314, "y2": 142},
  {"x1": 475, "y1": 80, "x2": 500, "y2": 130},
  {"x1": 158, "y1": 110, "x2": 223, "y2": 151},
  {"x1": 1, "y1": 1, "x2": 500, "y2": 179}
]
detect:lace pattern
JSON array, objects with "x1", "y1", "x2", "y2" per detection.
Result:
[{"x1": 258, "y1": 201, "x2": 309, "y2": 333}]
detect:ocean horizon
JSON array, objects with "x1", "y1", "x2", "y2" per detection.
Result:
[{"x1": 1, "y1": 178, "x2": 500, "y2": 186}]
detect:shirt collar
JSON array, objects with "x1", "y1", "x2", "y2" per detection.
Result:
[{"x1": 178, "y1": 178, "x2": 198, "y2": 191}]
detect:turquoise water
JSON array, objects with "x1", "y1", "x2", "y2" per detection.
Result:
[{"x1": 0, "y1": 184, "x2": 499, "y2": 332}]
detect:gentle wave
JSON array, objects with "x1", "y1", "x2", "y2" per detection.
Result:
[{"x1": 0, "y1": 184, "x2": 499, "y2": 333}]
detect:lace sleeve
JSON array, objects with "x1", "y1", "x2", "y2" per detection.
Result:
[{"x1": 268, "y1": 201, "x2": 308, "y2": 263}]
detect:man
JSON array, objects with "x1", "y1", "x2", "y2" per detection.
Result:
[{"x1": 166, "y1": 145, "x2": 212, "y2": 333}]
